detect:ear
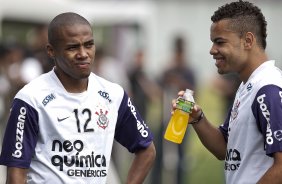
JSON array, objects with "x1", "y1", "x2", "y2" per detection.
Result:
[
  {"x1": 244, "y1": 32, "x2": 254, "y2": 49},
  {"x1": 46, "y1": 44, "x2": 55, "y2": 59}
]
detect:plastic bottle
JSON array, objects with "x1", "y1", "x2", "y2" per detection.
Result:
[{"x1": 164, "y1": 89, "x2": 195, "y2": 144}]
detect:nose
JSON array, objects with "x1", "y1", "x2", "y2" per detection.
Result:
[
  {"x1": 209, "y1": 44, "x2": 217, "y2": 56},
  {"x1": 77, "y1": 47, "x2": 88, "y2": 59}
]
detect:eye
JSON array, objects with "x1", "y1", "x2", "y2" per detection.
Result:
[
  {"x1": 66, "y1": 46, "x2": 78, "y2": 51},
  {"x1": 85, "y1": 42, "x2": 94, "y2": 48},
  {"x1": 214, "y1": 39, "x2": 226, "y2": 45},
  {"x1": 215, "y1": 40, "x2": 224, "y2": 45}
]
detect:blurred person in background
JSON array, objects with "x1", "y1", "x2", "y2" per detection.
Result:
[
  {"x1": 92, "y1": 47, "x2": 131, "y2": 94},
  {"x1": 128, "y1": 49, "x2": 162, "y2": 121},
  {"x1": 0, "y1": 44, "x2": 12, "y2": 125},
  {"x1": 0, "y1": 41, "x2": 44, "y2": 109},
  {"x1": 26, "y1": 24, "x2": 54, "y2": 73},
  {"x1": 172, "y1": 1, "x2": 282, "y2": 183},
  {"x1": 160, "y1": 36, "x2": 197, "y2": 184},
  {"x1": 128, "y1": 49, "x2": 162, "y2": 184},
  {"x1": 0, "y1": 45, "x2": 12, "y2": 183},
  {"x1": 0, "y1": 12, "x2": 156, "y2": 184},
  {"x1": 2, "y1": 43, "x2": 27, "y2": 103}
]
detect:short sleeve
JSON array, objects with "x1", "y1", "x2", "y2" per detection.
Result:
[
  {"x1": 114, "y1": 92, "x2": 153, "y2": 153},
  {"x1": 252, "y1": 84, "x2": 282, "y2": 156},
  {"x1": 0, "y1": 98, "x2": 39, "y2": 168}
]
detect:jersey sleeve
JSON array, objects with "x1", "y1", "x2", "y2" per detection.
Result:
[
  {"x1": 252, "y1": 84, "x2": 282, "y2": 156},
  {"x1": 0, "y1": 98, "x2": 39, "y2": 168},
  {"x1": 219, "y1": 107, "x2": 232, "y2": 143},
  {"x1": 114, "y1": 92, "x2": 153, "y2": 153}
]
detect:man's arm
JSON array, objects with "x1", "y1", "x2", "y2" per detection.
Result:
[
  {"x1": 191, "y1": 110, "x2": 227, "y2": 160},
  {"x1": 126, "y1": 142, "x2": 156, "y2": 184},
  {"x1": 257, "y1": 152, "x2": 282, "y2": 184},
  {"x1": 6, "y1": 167, "x2": 28, "y2": 184}
]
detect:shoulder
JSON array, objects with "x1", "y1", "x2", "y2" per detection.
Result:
[
  {"x1": 257, "y1": 61, "x2": 282, "y2": 86},
  {"x1": 248, "y1": 61, "x2": 282, "y2": 95},
  {"x1": 89, "y1": 73, "x2": 125, "y2": 101},
  {"x1": 15, "y1": 72, "x2": 54, "y2": 106}
]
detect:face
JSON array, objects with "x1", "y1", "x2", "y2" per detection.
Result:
[
  {"x1": 47, "y1": 24, "x2": 95, "y2": 81},
  {"x1": 210, "y1": 19, "x2": 247, "y2": 75}
]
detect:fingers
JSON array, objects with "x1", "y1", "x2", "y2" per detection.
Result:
[
  {"x1": 177, "y1": 90, "x2": 185, "y2": 96},
  {"x1": 171, "y1": 98, "x2": 178, "y2": 115},
  {"x1": 192, "y1": 104, "x2": 199, "y2": 111},
  {"x1": 172, "y1": 90, "x2": 201, "y2": 116},
  {"x1": 172, "y1": 99, "x2": 177, "y2": 108}
]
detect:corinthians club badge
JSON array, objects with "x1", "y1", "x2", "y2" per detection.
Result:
[{"x1": 95, "y1": 109, "x2": 109, "y2": 129}]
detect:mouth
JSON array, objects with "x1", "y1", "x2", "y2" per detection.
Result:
[
  {"x1": 76, "y1": 62, "x2": 90, "y2": 69},
  {"x1": 214, "y1": 57, "x2": 225, "y2": 68}
]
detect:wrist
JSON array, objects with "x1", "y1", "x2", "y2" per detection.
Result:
[{"x1": 189, "y1": 111, "x2": 204, "y2": 125}]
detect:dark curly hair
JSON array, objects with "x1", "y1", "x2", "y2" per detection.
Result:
[{"x1": 211, "y1": 0, "x2": 267, "y2": 49}]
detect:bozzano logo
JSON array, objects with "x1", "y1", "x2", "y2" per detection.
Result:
[
  {"x1": 12, "y1": 107, "x2": 26, "y2": 158},
  {"x1": 127, "y1": 98, "x2": 148, "y2": 138},
  {"x1": 257, "y1": 94, "x2": 273, "y2": 145}
]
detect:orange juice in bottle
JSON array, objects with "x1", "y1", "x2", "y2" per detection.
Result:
[{"x1": 164, "y1": 89, "x2": 194, "y2": 144}]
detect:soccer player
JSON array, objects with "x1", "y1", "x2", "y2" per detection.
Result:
[
  {"x1": 172, "y1": 1, "x2": 282, "y2": 183},
  {"x1": 0, "y1": 12, "x2": 156, "y2": 184}
]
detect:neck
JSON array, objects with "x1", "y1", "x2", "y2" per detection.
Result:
[
  {"x1": 54, "y1": 68, "x2": 89, "y2": 93},
  {"x1": 240, "y1": 50, "x2": 268, "y2": 83}
]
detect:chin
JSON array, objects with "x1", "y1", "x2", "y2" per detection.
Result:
[
  {"x1": 217, "y1": 68, "x2": 230, "y2": 75},
  {"x1": 79, "y1": 72, "x2": 91, "y2": 79},
  {"x1": 217, "y1": 70, "x2": 224, "y2": 75}
]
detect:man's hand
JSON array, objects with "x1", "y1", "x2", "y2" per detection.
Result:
[{"x1": 171, "y1": 90, "x2": 202, "y2": 123}]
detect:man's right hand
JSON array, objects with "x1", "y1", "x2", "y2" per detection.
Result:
[{"x1": 171, "y1": 90, "x2": 203, "y2": 124}]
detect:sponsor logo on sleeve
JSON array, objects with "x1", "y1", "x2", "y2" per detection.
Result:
[
  {"x1": 127, "y1": 98, "x2": 148, "y2": 138},
  {"x1": 257, "y1": 94, "x2": 273, "y2": 145},
  {"x1": 274, "y1": 130, "x2": 282, "y2": 141},
  {"x1": 12, "y1": 107, "x2": 26, "y2": 158}
]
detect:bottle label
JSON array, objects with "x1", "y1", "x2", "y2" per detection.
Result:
[{"x1": 176, "y1": 97, "x2": 194, "y2": 113}]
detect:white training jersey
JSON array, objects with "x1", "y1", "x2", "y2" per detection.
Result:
[
  {"x1": 0, "y1": 70, "x2": 153, "y2": 184},
  {"x1": 219, "y1": 60, "x2": 282, "y2": 184}
]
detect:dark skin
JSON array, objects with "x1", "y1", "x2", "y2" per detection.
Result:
[
  {"x1": 172, "y1": 19, "x2": 282, "y2": 183},
  {"x1": 47, "y1": 24, "x2": 95, "y2": 93},
  {"x1": 6, "y1": 22, "x2": 156, "y2": 184}
]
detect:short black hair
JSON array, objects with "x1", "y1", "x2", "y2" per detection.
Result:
[
  {"x1": 211, "y1": 0, "x2": 267, "y2": 49},
  {"x1": 48, "y1": 12, "x2": 92, "y2": 47}
]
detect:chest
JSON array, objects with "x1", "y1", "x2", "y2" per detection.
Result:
[
  {"x1": 38, "y1": 91, "x2": 118, "y2": 137},
  {"x1": 227, "y1": 83, "x2": 263, "y2": 146}
]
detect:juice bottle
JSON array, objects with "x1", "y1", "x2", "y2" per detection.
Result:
[{"x1": 164, "y1": 89, "x2": 195, "y2": 144}]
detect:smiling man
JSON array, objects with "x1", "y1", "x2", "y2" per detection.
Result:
[
  {"x1": 172, "y1": 1, "x2": 282, "y2": 184},
  {"x1": 0, "y1": 12, "x2": 156, "y2": 184}
]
